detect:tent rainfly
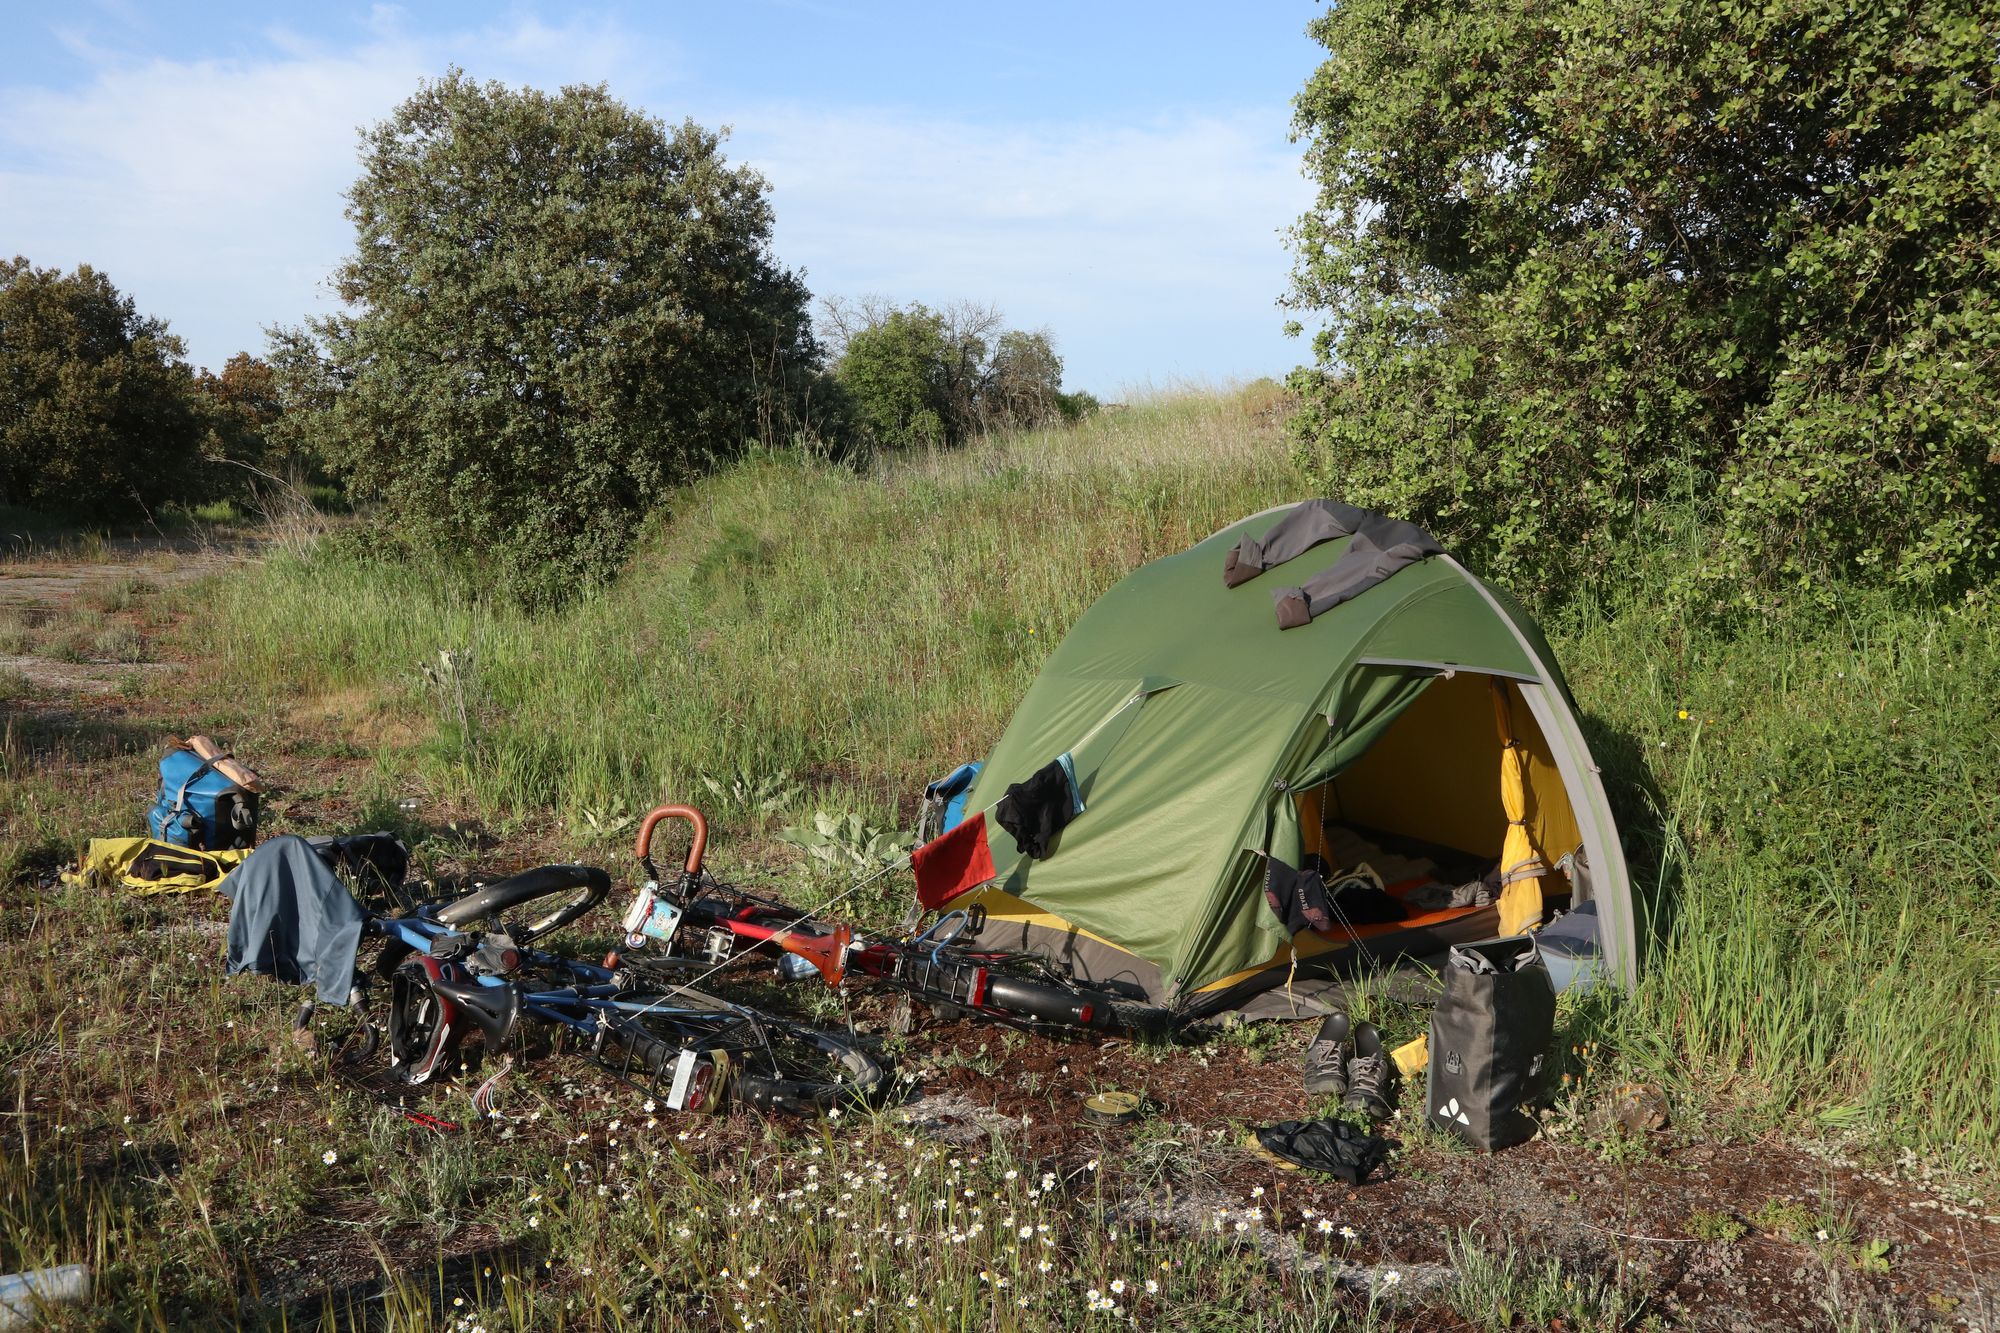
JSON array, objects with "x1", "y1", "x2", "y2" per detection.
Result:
[{"x1": 951, "y1": 501, "x2": 1635, "y2": 1021}]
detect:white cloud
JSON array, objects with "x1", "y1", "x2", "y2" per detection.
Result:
[
  {"x1": 0, "y1": 13, "x2": 669, "y2": 363},
  {"x1": 733, "y1": 106, "x2": 1312, "y2": 391},
  {"x1": 1, "y1": 21, "x2": 1311, "y2": 392}
]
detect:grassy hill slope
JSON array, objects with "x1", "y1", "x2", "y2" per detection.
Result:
[{"x1": 190, "y1": 385, "x2": 2000, "y2": 1162}]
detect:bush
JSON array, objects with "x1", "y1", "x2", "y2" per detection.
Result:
[
  {"x1": 1285, "y1": 0, "x2": 2000, "y2": 616},
  {"x1": 278, "y1": 71, "x2": 823, "y2": 605},
  {"x1": 984, "y1": 329, "x2": 1067, "y2": 429},
  {"x1": 1055, "y1": 390, "x2": 1101, "y2": 424}
]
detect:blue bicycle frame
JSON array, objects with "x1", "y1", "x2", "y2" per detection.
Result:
[{"x1": 362, "y1": 872, "x2": 892, "y2": 1114}]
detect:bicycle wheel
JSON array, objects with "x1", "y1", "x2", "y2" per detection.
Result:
[
  {"x1": 433, "y1": 864, "x2": 611, "y2": 945},
  {"x1": 599, "y1": 989, "x2": 890, "y2": 1116}
]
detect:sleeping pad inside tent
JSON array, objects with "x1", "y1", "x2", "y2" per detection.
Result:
[{"x1": 943, "y1": 500, "x2": 1634, "y2": 1023}]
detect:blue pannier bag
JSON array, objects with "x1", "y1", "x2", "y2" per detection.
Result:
[{"x1": 148, "y1": 743, "x2": 258, "y2": 850}]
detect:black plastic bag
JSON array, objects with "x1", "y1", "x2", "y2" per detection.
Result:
[
  {"x1": 1426, "y1": 936, "x2": 1556, "y2": 1151},
  {"x1": 1250, "y1": 1118, "x2": 1390, "y2": 1184}
]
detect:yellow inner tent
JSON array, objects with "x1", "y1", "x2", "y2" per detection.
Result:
[{"x1": 1314, "y1": 671, "x2": 1581, "y2": 918}]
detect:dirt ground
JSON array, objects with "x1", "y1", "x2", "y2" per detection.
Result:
[
  {"x1": 0, "y1": 531, "x2": 248, "y2": 693},
  {"x1": 896, "y1": 1018, "x2": 2000, "y2": 1332},
  {"x1": 10, "y1": 535, "x2": 1999, "y2": 1332},
  {"x1": 260, "y1": 984, "x2": 2000, "y2": 1332}
]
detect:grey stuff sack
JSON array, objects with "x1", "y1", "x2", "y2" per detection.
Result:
[{"x1": 1426, "y1": 936, "x2": 1557, "y2": 1151}]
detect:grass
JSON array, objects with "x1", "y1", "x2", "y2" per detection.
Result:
[
  {"x1": 197, "y1": 386, "x2": 1296, "y2": 921},
  {"x1": 186, "y1": 384, "x2": 2000, "y2": 1163},
  {"x1": 0, "y1": 608, "x2": 33, "y2": 656},
  {"x1": 1557, "y1": 586, "x2": 2000, "y2": 1160},
  {"x1": 2, "y1": 384, "x2": 1996, "y2": 1327},
  {"x1": 0, "y1": 501, "x2": 252, "y2": 564},
  {"x1": 78, "y1": 573, "x2": 158, "y2": 615},
  {"x1": 1438, "y1": 1228, "x2": 1644, "y2": 1330}
]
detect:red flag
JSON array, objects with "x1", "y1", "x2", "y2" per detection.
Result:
[{"x1": 912, "y1": 812, "x2": 997, "y2": 910}]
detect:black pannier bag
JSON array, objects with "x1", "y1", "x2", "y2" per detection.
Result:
[
  {"x1": 308, "y1": 832, "x2": 412, "y2": 907},
  {"x1": 1427, "y1": 936, "x2": 1557, "y2": 1151}
]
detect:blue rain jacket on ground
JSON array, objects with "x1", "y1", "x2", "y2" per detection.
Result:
[{"x1": 220, "y1": 835, "x2": 367, "y2": 1005}]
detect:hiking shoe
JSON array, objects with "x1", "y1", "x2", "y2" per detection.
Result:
[
  {"x1": 1302, "y1": 1011, "x2": 1353, "y2": 1098},
  {"x1": 1343, "y1": 1022, "x2": 1397, "y2": 1120}
]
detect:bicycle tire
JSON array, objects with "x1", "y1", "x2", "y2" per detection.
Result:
[
  {"x1": 1107, "y1": 1000, "x2": 1178, "y2": 1040},
  {"x1": 434, "y1": 864, "x2": 611, "y2": 943},
  {"x1": 599, "y1": 989, "x2": 890, "y2": 1116}
]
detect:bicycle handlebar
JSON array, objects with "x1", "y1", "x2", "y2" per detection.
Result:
[{"x1": 635, "y1": 804, "x2": 708, "y2": 876}]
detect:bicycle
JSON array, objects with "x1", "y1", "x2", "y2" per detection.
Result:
[
  {"x1": 605, "y1": 804, "x2": 1175, "y2": 1037},
  {"x1": 359, "y1": 861, "x2": 891, "y2": 1116}
]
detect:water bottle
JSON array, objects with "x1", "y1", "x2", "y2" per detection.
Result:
[{"x1": 0, "y1": 1264, "x2": 90, "y2": 1328}]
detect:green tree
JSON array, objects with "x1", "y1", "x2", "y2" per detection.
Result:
[
  {"x1": 984, "y1": 329, "x2": 1066, "y2": 429},
  {"x1": 1286, "y1": 0, "x2": 2000, "y2": 613},
  {"x1": 284, "y1": 71, "x2": 822, "y2": 603},
  {"x1": 834, "y1": 306, "x2": 955, "y2": 450},
  {"x1": 195, "y1": 353, "x2": 283, "y2": 471},
  {"x1": 825, "y1": 298, "x2": 1087, "y2": 448},
  {"x1": 0, "y1": 257, "x2": 206, "y2": 519},
  {"x1": 262, "y1": 325, "x2": 349, "y2": 479}
]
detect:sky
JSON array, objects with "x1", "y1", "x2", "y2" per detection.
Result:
[{"x1": 0, "y1": 2, "x2": 1327, "y2": 396}]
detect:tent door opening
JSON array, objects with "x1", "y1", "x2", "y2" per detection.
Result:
[{"x1": 1291, "y1": 668, "x2": 1586, "y2": 941}]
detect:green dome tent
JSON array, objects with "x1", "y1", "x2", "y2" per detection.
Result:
[{"x1": 954, "y1": 501, "x2": 1635, "y2": 1020}]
